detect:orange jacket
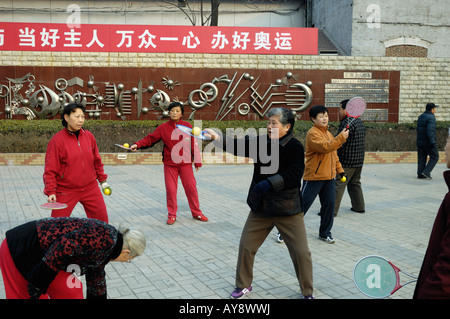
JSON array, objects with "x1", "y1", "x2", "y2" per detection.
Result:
[{"x1": 303, "y1": 124, "x2": 345, "y2": 181}]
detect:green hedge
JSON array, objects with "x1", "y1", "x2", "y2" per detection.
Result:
[{"x1": 1, "y1": 119, "x2": 449, "y2": 153}]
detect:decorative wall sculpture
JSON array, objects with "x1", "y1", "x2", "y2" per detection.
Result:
[
  {"x1": 0, "y1": 69, "x2": 312, "y2": 121},
  {"x1": 0, "y1": 67, "x2": 399, "y2": 122}
]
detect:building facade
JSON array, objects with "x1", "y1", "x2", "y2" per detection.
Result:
[{"x1": 0, "y1": 0, "x2": 448, "y2": 122}]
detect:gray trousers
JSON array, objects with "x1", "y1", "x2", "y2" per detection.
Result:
[
  {"x1": 334, "y1": 166, "x2": 365, "y2": 215},
  {"x1": 235, "y1": 211, "x2": 314, "y2": 296}
]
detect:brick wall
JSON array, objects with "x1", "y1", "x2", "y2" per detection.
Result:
[
  {"x1": 0, "y1": 51, "x2": 448, "y2": 123},
  {"x1": 386, "y1": 45, "x2": 428, "y2": 58}
]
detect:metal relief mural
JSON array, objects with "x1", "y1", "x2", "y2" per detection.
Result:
[
  {"x1": 325, "y1": 72, "x2": 390, "y2": 121},
  {"x1": 208, "y1": 71, "x2": 312, "y2": 121},
  {"x1": 0, "y1": 70, "x2": 313, "y2": 121}
]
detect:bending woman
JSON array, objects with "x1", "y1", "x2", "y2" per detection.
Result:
[{"x1": 0, "y1": 217, "x2": 146, "y2": 299}]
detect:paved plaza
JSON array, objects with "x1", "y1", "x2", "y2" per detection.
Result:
[{"x1": 0, "y1": 162, "x2": 448, "y2": 301}]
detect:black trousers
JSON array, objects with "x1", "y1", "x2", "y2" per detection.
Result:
[
  {"x1": 301, "y1": 179, "x2": 335, "y2": 238},
  {"x1": 417, "y1": 144, "x2": 439, "y2": 177}
]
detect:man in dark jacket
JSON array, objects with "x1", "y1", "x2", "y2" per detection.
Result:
[
  {"x1": 414, "y1": 135, "x2": 450, "y2": 298},
  {"x1": 417, "y1": 103, "x2": 439, "y2": 179},
  {"x1": 205, "y1": 107, "x2": 314, "y2": 299},
  {"x1": 335, "y1": 99, "x2": 366, "y2": 216}
]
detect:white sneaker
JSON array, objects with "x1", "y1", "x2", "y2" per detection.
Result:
[
  {"x1": 319, "y1": 236, "x2": 335, "y2": 244},
  {"x1": 276, "y1": 232, "x2": 284, "y2": 243}
]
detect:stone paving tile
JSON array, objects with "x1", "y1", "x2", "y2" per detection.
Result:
[{"x1": 0, "y1": 162, "x2": 448, "y2": 301}]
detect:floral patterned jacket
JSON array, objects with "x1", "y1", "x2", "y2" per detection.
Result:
[{"x1": 6, "y1": 217, "x2": 122, "y2": 299}]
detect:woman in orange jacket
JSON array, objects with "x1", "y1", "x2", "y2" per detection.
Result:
[{"x1": 302, "y1": 105, "x2": 348, "y2": 243}]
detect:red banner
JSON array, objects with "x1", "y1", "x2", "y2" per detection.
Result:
[{"x1": 0, "y1": 22, "x2": 318, "y2": 55}]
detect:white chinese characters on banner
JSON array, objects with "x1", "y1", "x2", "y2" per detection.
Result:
[{"x1": 0, "y1": 22, "x2": 318, "y2": 55}]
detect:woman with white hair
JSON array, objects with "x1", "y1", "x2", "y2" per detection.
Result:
[
  {"x1": 0, "y1": 217, "x2": 146, "y2": 299},
  {"x1": 205, "y1": 107, "x2": 314, "y2": 299}
]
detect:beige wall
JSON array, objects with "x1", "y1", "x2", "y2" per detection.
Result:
[{"x1": 0, "y1": 51, "x2": 448, "y2": 123}]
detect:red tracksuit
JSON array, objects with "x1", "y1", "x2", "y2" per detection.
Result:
[
  {"x1": 43, "y1": 128, "x2": 108, "y2": 222},
  {"x1": 135, "y1": 119, "x2": 203, "y2": 219}
]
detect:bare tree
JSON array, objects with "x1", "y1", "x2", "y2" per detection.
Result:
[
  {"x1": 163, "y1": 0, "x2": 221, "y2": 26},
  {"x1": 209, "y1": 0, "x2": 220, "y2": 26}
]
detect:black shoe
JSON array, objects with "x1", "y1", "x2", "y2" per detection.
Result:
[
  {"x1": 421, "y1": 172, "x2": 432, "y2": 179},
  {"x1": 351, "y1": 208, "x2": 365, "y2": 213}
]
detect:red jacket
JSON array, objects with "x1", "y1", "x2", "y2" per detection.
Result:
[
  {"x1": 414, "y1": 170, "x2": 450, "y2": 298},
  {"x1": 43, "y1": 128, "x2": 107, "y2": 196},
  {"x1": 135, "y1": 119, "x2": 202, "y2": 168}
]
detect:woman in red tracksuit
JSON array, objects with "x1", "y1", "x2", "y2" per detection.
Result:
[
  {"x1": 43, "y1": 103, "x2": 110, "y2": 222},
  {"x1": 130, "y1": 102, "x2": 208, "y2": 225}
]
